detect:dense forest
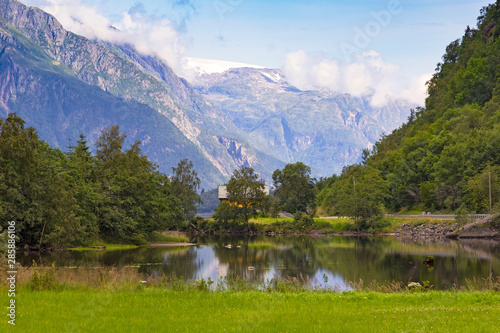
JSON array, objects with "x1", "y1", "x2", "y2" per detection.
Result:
[
  {"x1": 0, "y1": 114, "x2": 201, "y2": 247},
  {"x1": 318, "y1": 2, "x2": 500, "y2": 222}
]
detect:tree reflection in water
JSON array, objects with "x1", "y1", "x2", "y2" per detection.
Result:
[{"x1": 19, "y1": 236, "x2": 500, "y2": 290}]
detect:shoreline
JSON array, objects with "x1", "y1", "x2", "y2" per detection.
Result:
[
  {"x1": 190, "y1": 214, "x2": 500, "y2": 241},
  {"x1": 189, "y1": 225, "x2": 500, "y2": 241},
  {"x1": 18, "y1": 216, "x2": 500, "y2": 253}
]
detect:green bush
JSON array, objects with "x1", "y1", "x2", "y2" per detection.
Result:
[
  {"x1": 30, "y1": 261, "x2": 58, "y2": 291},
  {"x1": 293, "y1": 212, "x2": 315, "y2": 231},
  {"x1": 489, "y1": 214, "x2": 500, "y2": 229},
  {"x1": 369, "y1": 217, "x2": 392, "y2": 232},
  {"x1": 455, "y1": 203, "x2": 473, "y2": 225}
]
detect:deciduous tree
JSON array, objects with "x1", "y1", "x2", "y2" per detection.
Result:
[
  {"x1": 170, "y1": 159, "x2": 201, "y2": 223},
  {"x1": 272, "y1": 162, "x2": 317, "y2": 214},
  {"x1": 220, "y1": 167, "x2": 268, "y2": 230}
]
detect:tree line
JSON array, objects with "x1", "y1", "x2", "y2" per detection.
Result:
[
  {"x1": 0, "y1": 114, "x2": 201, "y2": 247},
  {"x1": 0, "y1": 113, "x2": 321, "y2": 245}
]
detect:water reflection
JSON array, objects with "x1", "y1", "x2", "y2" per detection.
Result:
[{"x1": 19, "y1": 236, "x2": 500, "y2": 290}]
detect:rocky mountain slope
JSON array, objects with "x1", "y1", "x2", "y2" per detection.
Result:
[
  {"x1": 0, "y1": 0, "x2": 283, "y2": 189},
  {"x1": 193, "y1": 67, "x2": 416, "y2": 177}
]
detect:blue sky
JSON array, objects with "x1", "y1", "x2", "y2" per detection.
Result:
[
  {"x1": 79, "y1": 0, "x2": 490, "y2": 73},
  {"x1": 24, "y1": 0, "x2": 492, "y2": 105}
]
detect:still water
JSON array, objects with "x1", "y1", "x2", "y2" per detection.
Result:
[{"x1": 20, "y1": 236, "x2": 500, "y2": 290}]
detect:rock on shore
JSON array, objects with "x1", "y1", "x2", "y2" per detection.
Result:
[
  {"x1": 395, "y1": 215, "x2": 500, "y2": 240},
  {"x1": 395, "y1": 222, "x2": 458, "y2": 239},
  {"x1": 453, "y1": 215, "x2": 500, "y2": 239}
]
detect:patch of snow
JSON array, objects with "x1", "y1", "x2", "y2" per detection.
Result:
[
  {"x1": 183, "y1": 57, "x2": 265, "y2": 75},
  {"x1": 261, "y1": 71, "x2": 282, "y2": 83}
]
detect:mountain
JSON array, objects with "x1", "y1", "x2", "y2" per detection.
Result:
[
  {"x1": 193, "y1": 67, "x2": 416, "y2": 177},
  {"x1": 183, "y1": 57, "x2": 265, "y2": 75},
  {"x1": 0, "y1": 0, "x2": 284, "y2": 189},
  {"x1": 0, "y1": 0, "x2": 417, "y2": 188}
]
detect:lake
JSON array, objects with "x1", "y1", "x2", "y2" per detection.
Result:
[{"x1": 19, "y1": 236, "x2": 500, "y2": 290}]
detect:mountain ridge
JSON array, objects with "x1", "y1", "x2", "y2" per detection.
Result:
[
  {"x1": 0, "y1": 0, "x2": 286, "y2": 188},
  {"x1": 318, "y1": 2, "x2": 500, "y2": 214},
  {"x1": 0, "y1": 13, "x2": 225, "y2": 187},
  {"x1": 193, "y1": 67, "x2": 416, "y2": 177}
]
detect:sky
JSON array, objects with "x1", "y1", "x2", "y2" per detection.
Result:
[{"x1": 22, "y1": 0, "x2": 492, "y2": 106}]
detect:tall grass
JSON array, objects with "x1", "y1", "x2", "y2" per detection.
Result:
[
  {"x1": 152, "y1": 231, "x2": 190, "y2": 243},
  {"x1": 2, "y1": 263, "x2": 499, "y2": 293}
]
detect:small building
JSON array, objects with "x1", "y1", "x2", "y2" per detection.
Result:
[
  {"x1": 218, "y1": 185, "x2": 269, "y2": 202},
  {"x1": 218, "y1": 185, "x2": 228, "y2": 201}
]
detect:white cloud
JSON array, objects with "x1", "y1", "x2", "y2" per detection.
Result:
[
  {"x1": 400, "y1": 73, "x2": 433, "y2": 106},
  {"x1": 21, "y1": 0, "x2": 432, "y2": 104},
  {"x1": 23, "y1": 0, "x2": 187, "y2": 74},
  {"x1": 283, "y1": 50, "x2": 430, "y2": 107},
  {"x1": 283, "y1": 50, "x2": 340, "y2": 92}
]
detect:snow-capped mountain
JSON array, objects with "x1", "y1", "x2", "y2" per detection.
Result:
[{"x1": 193, "y1": 67, "x2": 417, "y2": 177}]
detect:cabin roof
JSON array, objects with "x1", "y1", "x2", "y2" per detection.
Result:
[{"x1": 218, "y1": 185, "x2": 269, "y2": 200}]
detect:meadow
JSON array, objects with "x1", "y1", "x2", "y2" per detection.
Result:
[
  {"x1": 2, "y1": 289, "x2": 499, "y2": 332},
  {"x1": 244, "y1": 216, "x2": 455, "y2": 234},
  {"x1": 2, "y1": 263, "x2": 500, "y2": 332}
]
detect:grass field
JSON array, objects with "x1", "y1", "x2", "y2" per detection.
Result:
[
  {"x1": 2, "y1": 289, "x2": 499, "y2": 332},
  {"x1": 194, "y1": 214, "x2": 466, "y2": 235},
  {"x1": 67, "y1": 245, "x2": 139, "y2": 251},
  {"x1": 246, "y1": 217, "x2": 360, "y2": 233},
  {"x1": 247, "y1": 216, "x2": 457, "y2": 234}
]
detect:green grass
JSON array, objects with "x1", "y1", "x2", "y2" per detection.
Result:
[
  {"x1": 68, "y1": 245, "x2": 139, "y2": 251},
  {"x1": 313, "y1": 218, "x2": 357, "y2": 232},
  {"x1": 3, "y1": 289, "x2": 500, "y2": 332},
  {"x1": 247, "y1": 217, "x2": 358, "y2": 233},
  {"x1": 152, "y1": 231, "x2": 190, "y2": 243},
  {"x1": 196, "y1": 216, "x2": 469, "y2": 235},
  {"x1": 249, "y1": 217, "x2": 294, "y2": 224}
]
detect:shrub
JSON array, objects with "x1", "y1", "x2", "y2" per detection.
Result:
[
  {"x1": 455, "y1": 203, "x2": 473, "y2": 225},
  {"x1": 489, "y1": 214, "x2": 500, "y2": 229},
  {"x1": 293, "y1": 212, "x2": 314, "y2": 231},
  {"x1": 369, "y1": 217, "x2": 392, "y2": 232},
  {"x1": 30, "y1": 261, "x2": 58, "y2": 291}
]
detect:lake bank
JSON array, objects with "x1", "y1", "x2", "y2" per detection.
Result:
[
  {"x1": 16, "y1": 215, "x2": 500, "y2": 254},
  {"x1": 187, "y1": 214, "x2": 500, "y2": 241}
]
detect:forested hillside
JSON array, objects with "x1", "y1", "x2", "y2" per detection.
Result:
[{"x1": 320, "y1": 2, "x2": 500, "y2": 218}]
